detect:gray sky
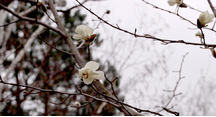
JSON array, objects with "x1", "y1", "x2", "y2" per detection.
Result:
[{"x1": 68, "y1": 0, "x2": 216, "y2": 115}]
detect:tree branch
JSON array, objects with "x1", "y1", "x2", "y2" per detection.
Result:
[
  {"x1": 48, "y1": 0, "x2": 85, "y2": 68},
  {"x1": 207, "y1": 0, "x2": 216, "y2": 17}
]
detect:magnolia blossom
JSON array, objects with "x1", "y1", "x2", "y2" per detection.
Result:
[
  {"x1": 79, "y1": 61, "x2": 104, "y2": 84},
  {"x1": 167, "y1": 0, "x2": 183, "y2": 6},
  {"x1": 73, "y1": 25, "x2": 94, "y2": 41},
  {"x1": 198, "y1": 11, "x2": 214, "y2": 27}
]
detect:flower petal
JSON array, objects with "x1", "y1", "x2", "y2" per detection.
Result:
[
  {"x1": 83, "y1": 77, "x2": 94, "y2": 84},
  {"x1": 75, "y1": 25, "x2": 93, "y2": 38},
  {"x1": 85, "y1": 61, "x2": 99, "y2": 70},
  {"x1": 167, "y1": 0, "x2": 176, "y2": 6},
  {"x1": 75, "y1": 25, "x2": 86, "y2": 34},
  {"x1": 83, "y1": 26, "x2": 94, "y2": 37},
  {"x1": 89, "y1": 70, "x2": 99, "y2": 76},
  {"x1": 92, "y1": 71, "x2": 105, "y2": 80},
  {"x1": 209, "y1": 14, "x2": 214, "y2": 22},
  {"x1": 73, "y1": 34, "x2": 83, "y2": 40}
]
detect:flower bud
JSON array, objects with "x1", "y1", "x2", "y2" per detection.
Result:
[
  {"x1": 106, "y1": 10, "x2": 110, "y2": 14},
  {"x1": 195, "y1": 31, "x2": 203, "y2": 39},
  {"x1": 210, "y1": 48, "x2": 216, "y2": 58},
  {"x1": 74, "y1": 101, "x2": 81, "y2": 106},
  {"x1": 197, "y1": 11, "x2": 214, "y2": 28}
]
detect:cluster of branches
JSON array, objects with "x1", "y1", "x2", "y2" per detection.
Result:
[{"x1": 0, "y1": 0, "x2": 215, "y2": 116}]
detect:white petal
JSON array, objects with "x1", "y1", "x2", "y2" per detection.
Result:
[
  {"x1": 167, "y1": 0, "x2": 176, "y2": 6},
  {"x1": 199, "y1": 14, "x2": 205, "y2": 25},
  {"x1": 83, "y1": 26, "x2": 94, "y2": 37},
  {"x1": 75, "y1": 25, "x2": 93, "y2": 37},
  {"x1": 209, "y1": 14, "x2": 214, "y2": 22},
  {"x1": 85, "y1": 61, "x2": 99, "y2": 70},
  {"x1": 75, "y1": 25, "x2": 86, "y2": 33},
  {"x1": 83, "y1": 77, "x2": 94, "y2": 84},
  {"x1": 210, "y1": 14, "x2": 215, "y2": 18},
  {"x1": 89, "y1": 70, "x2": 99, "y2": 76},
  {"x1": 73, "y1": 34, "x2": 83, "y2": 40},
  {"x1": 92, "y1": 71, "x2": 105, "y2": 80}
]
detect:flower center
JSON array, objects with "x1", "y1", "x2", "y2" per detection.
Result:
[{"x1": 82, "y1": 71, "x2": 89, "y2": 79}]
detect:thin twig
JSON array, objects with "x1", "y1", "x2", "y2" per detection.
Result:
[
  {"x1": 142, "y1": 0, "x2": 196, "y2": 26},
  {"x1": 56, "y1": 0, "x2": 88, "y2": 12},
  {"x1": 49, "y1": 95, "x2": 71, "y2": 105},
  {"x1": 39, "y1": 36, "x2": 74, "y2": 56},
  {"x1": 0, "y1": 20, "x2": 20, "y2": 27},
  {"x1": 105, "y1": 76, "x2": 119, "y2": 100},
  {"x1": 75, "y1": 86, "x2": 121, "y2": 108},
  {"x1": 71, "y1": 100, "x2": 95, "y2": 108},
  {"x1": 185, "y1": 3, "x2": 203, "y2": 13}
]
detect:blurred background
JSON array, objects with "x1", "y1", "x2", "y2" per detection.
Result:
[{"x1": 0, "y1": 0, "x2": 216, "y2": 115}]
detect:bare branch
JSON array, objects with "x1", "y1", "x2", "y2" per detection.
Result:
[
  {"x1": 49, "y1": 95, "x2": 71, "y2": 105},
  {"x1": 0, "y1": 20, "x2": 20, "y2": 27},
  {"x1": 142, "y1": 0, "x2": 196, "y2": 26},
  {"x1": 163, "y1": 107, "x2": 179, "y2": 116},
  {"x1": 75, "y1": 0, "x2": 216, "y2": 48},
  {"x1": 105, "y1": 76, "x2": 120, "y2": 100},
  {"x1": 39, "y1": 36, "x2": 74, "y2": 56},
  {"x1": 164, "y1": 52, "x2": 189, "y2": 111}
]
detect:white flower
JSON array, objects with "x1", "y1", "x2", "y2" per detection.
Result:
[
  {"x1": 195, "y1": 31, "x2": 203, "y2": 38},
  {"x1": 79, "y1": 61, "x2": 105, "y2": 84},
  {"x1": 198, "y1": 11, "x2": 214, "y2": 27},
  {"x1": 167, "y1": 0, "x2": 183, "y2": 6},
  {"x1": 74, "y1": 101, "x2": 81, "y2": 106},
  {"x1": 73, "y1": 25, "x2": 94, "y2": 41}
]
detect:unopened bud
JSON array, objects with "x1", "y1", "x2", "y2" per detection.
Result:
[
  {"x1": 38, "y1": 0, "x2": 47, "y2": 12},
  {"x1": 22, "y1": 91, "x2": 29, "y2": 94},
  {"x1": 210, "y1": 48, "x2": 216, "y2": 58},
  {"x1": 195, "y1": 31, "x2": 203, "y2": 39},
  {"x1": 74, "y1": 101, "x2": 81, "y2": 106},
  {"x1": 106, "y1": 10, "x2": 110, "y2": 14}
]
